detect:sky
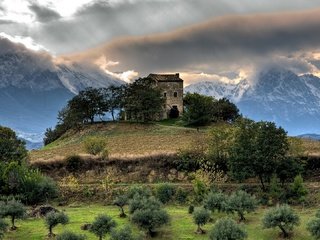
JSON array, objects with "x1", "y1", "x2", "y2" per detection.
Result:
[{"x1": 2, "y1": 0, "x2": 320, "y2": 84}]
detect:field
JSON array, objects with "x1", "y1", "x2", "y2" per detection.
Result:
[{"x1": 4, "y1": 205, "x2": 315, "y2": 240}]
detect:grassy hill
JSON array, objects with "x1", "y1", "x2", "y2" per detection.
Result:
[{"x1": 30, "y1": 122, "x2": 205, "y2": 162}]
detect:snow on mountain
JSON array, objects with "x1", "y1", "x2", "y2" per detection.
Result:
[{"x1": 186, "y1": 68, "x2": 320, "y2": 135}]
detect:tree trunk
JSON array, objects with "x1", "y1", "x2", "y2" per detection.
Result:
[
  {"x1": 238, "y1": 212, "x2": 245, "y2": 222},
  {"x1": 259, "y1": 175, "x2": 266, "y2": 192},
  {"x1": 279, "y1": 225, "x2": 288, "y2": 238},
  {"x1": 111, "y1": 109, "x2": 115, "y2": 121},
  {"x1": 120, "y1": 207, "x2": 126, "y2": 218},
  {"x1": 11, "y1": 216, "x2": 16, "y2": 230}
]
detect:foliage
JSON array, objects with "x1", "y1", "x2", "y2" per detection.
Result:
[
  {"x1": 307, "y1": 210, "x2": 320, "y2": 239},
  {"x1": 175, "y1": 187, "x2": 188, "y2": 204},
  {"x1": 0, "y1": 126, "x2": 28, "y2": 164},
  {"x1": 228, "y1": 119, "x2": 289, "y2": 191},
  {"x1": 192, "y1": 179, "x2": 209, "y2": 204},
  {"x1": 0, "y1": 218, "x2": 7, "y2": 240},
  {"x1": 89, "y1": 214, "x2": 116, "y2": 240},
  {"x1": 129, "y1": 196, "x2": 161, "y2": 215},
  {"x1": 209, "y1": 218, "x2": 247, "y2": 240},
  {"x1": 110, "y1": 226, "x2": 136, "y2": 240},
  {"x1": 262, "y1": 205, "x2": 300, "y2": 238},
  {"x1": 123, "y1": 77, "x2": 165, "y2": 122},
  {"x1": 204, "y1": 192, "x2": 227, "y2": 213},
  {"x1": 188, "y1": 205, "x2": 194, "y2": 214},
  {"x1": 276, "y1": 157, "x2": 303, "y2": 184},
  {"x1": 65, "y1": 155, "x2": 83, "y2": 172},
  {"x1": 192, "y1": 207, "x2": 211, "y2": 234},
  {"x1": 0, "y1": 199, "x2": 26, "y2": 230},
  {"x1": 268, "y1": 175, "x2": 283, "y2": 204},
  {"x1": 83, "y1": 136, "x2": 107, "y2": 156},
  {"x1": 101, "y1": 85, "x2": 124, "y2": 121},
  {"x1": 155, "y1": 183, "x2": 176, "y2": 204},
  {"x1": 225, "y1": 190, "x2": 257, "y2": 221},
  {"x1": 56, "y1": 231, "x2": 87, "y2": 240},
  {"x1": 45, "y1": 211, "x2": 69, "y2": 236},
  {"x1": 113, "y1": 195, "x2": 128, "y2": 217},
  {"x1": 287, "y1": 175, "x2": 308, "y2": 204},
  {"x1": 126, "y1": 186, "x2": 152, "y2": 200},
  {"x1": 212, "y1": 98, "x2": 240, "y2": 123}
]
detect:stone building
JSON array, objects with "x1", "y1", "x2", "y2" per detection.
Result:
[{"x1": 148, "y1": 73, "x2": 184, "y2": 119}]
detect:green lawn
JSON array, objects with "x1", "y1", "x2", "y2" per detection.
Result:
[{"x1": 3, "y1": 205, "x2": 315, "y2": 240}]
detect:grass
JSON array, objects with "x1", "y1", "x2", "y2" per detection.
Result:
[{"x1": 3, "y1": 205, "x2": 315, "y2": 240}]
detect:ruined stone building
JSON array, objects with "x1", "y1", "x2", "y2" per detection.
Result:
[{"x1": 148, "y1": 73, "x2": 184, "y2": 119}]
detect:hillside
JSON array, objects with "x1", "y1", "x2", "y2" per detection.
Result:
[{"x1": 30, "y1": 122, "x2": 204, "y2": 162}]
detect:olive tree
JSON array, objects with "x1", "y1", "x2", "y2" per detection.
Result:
[
  {"x1": 204, "y1": 192, "x2": 227, "y2": 213},
  {"x1": 209, "y1": 218, "x2": 247, "y2": 240},
  {"x1": 0, "y1": 199, "x2": 26, "y2": 230},
  {"x1": 262, "y1": 205, "x2": 300, "y2": 238},
  {"x1": 307, "y1": 210, "x2": 320, "y2": 239},
  {"x1": 56, "y1": 231, "x2": 87, "y2": 240},
  {"x1": 192, "y1": 207, "x2": 211, "y2": 234},
  {"x1": 45, "y1": 211, "x2": 69, "y2": 237},
  {"x1": 110, "y1": 226, "x2": 136, "y2": 240},
  {"x1": 113, "y1": 195, "x2": 128, "y2": 218},
  {"x1": 89, "y1": 214, "x2": 116, "y2": 240},
  {"x1": 0, "y1": 218, "x2": 8, "y2": 239},
  {"x1": 225, "y1": 190, "x2": 257, "y2": 222}
]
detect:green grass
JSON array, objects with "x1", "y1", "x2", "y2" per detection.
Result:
[{"x1": 3, "y1": 205, "x2": 315, "y2": 240}]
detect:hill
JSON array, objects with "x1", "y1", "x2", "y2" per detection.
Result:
[{"x1": 30, "y1": 122, "x2": 204, "y2": 162}]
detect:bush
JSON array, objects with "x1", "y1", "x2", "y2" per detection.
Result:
[
  {"x1": 0, "y1": 218, "x2": 8, "y2": 240},
  {"x1": 56, "y1": 231, "x2": 87, "y2": 240},
  {"x1": 175, "y1": 149, "x2": 201, "y2": 172},
  {"x1": 193, "y1": 179, "x2": 208, "y2": 204},
  {"x1": 225, "y1": 190, "x2": 257, "y2": 221},
  {"x1": 262, "y1": 205, "x2": 300, "y2": 238},
  {"x1": 89, "y1": 214, "x2": 116, "y2": 240},
  {"x1": 83, "y1": 136, "x2": 107, "y2": 156},
  {"x1": 204, "y1": 192, "x2": 227, "y2": 213},
  {"x1": 127, "y1": 186, "x2": 151, "y2": 200},
  {"x1": 307, "y1": 210, "x2": 320, "y2": 239},
  {"x1": 110, "y1": 226, "x2": 136, "y2": 240},
  {"x1": 192, "y1": 207, "x2": 211, "y2": 234},
  {"x1": 45, "y1": 211, "x2": 69, "y2": 237},
  {"x1": 156, "y1": 183, "x2": 176, "y2": 204},
  {"x1": 287, "y1": 175, "x2": 308, "y2": 204},
  {"x1": 188, "y1": 205, "x2": 194, "y2": 214},
  {"x1": 113, "y1": 195, "x2": 128, "y2": 218},
  {"x1": 209, "y1": 218, "x2": 247, "y2": 240},
  {"x1": 0, "y1": 199, "x2": 26, "y2": 230},
  {"x1": 175, "y1": 188, "x2": 188, "y2": 204},
  {"x1": 65, "y1": 155, "x2": 83, "y2": 172},
  {"x1": 129, "y1": 196, "x2": 161, "y2": 214}
]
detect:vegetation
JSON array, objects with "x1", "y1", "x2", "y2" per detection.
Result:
[
  {"x1": 89, "y1": 214, "x2": 116, "y2": 240},
  {"x1": 262, "y1": 205, "x2": 300, "y2": 238},
  {"x1": 110, "y1": 226, "x2": 136, "y2": 240},
  {"x1": 192, "y1": 207, "x2": 211, "y2": 234},
  {"x1": 307, "y1": 210, "x2": 320, "y2": 239},
  {"x1": 0, "y1": 218, "x2": 7, "y2": 240},
  {"x1": 155, "y1": 183, "x2": 176, "y2": 204},
  {"x1": 56, "y1": 231, "x2": 87, "y2": 240},
  {"x1": 204, "y1": 192, "x2": 228, "y2": 213},
  {"x1": 83, "y1": 136, "x2": 107, "y2": 156},
  {"x1": 209, "y1": 218, "x2": 247, "y2": 240},
  {"x1": 0, "y1": 199, "x2": 26, "y2": 230},
  {"x1": 45, "y1": 211, "x2": 69, "y2": 237},
  {"x1": 113, "y1": 195, "x2": 128, "y2": 218}
]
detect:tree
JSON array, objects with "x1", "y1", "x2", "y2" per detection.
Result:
[
  {"x1": 209, "y1": 218, "x2": 247, "y2": 240},
  {"x1": 113, "y1": 195, "x2": 128, "y2": 218},
  {"x1": 83, "y1": 136, "x2": 107, "y2": 156},
  {"x1": 101, "y1": 85, "x2": 124, "y2": 121},
  {"x1": 307, "y1": 210, "x2": 320, "y2": 240},
  {"x1": 212, "y1": 98, "x2": 240, "y2": 123},
  {"x1": 204, "y1": 192, "x2": 227, "y2": 213},
  {"x1": 192, "y1": 207, "x2": 211, "y2": 234},
  {"x1": 89, "y1": 214, "x2": 116, "y2": 240},
  {"x1": 225, "y1": 190, "x2": 257, "y2": 222},
  {"x1": 0, "y1": 199, "x2": 26, "y2": 230},
  {"x1": 0, "y1": 218, "x2": 8, "y2": 240},
  {"x1": 56, "y1": 231, "x2": 87, "y2": 240},
  {"x1": 276, "y1": 157, "x2": 303, "y2": 185},
  {"x1": 228, "y1": 119, "x2": 289, "y2": 191},
  {"x1": 287, "y1": 175, "x2": 308, "y2": 203},
  {"x1": 0, "y1": 126, "x2": 28, "y2": 164},
  {"x1": 182, "y1": 93, "x2": 216, "y2": 126},
  {"x1": 155, "y1": 183, "x2": 176, "y2": 204},
  {"x1": 110, "y1": 226, "x2": 136, "y2": 240},
  {"x1": 45, "y1": 211, "x2": 69, "y2": 237},
  {"x1": 262, "y1": 205, "x2": 300, "y2": 238},
  {"x1": 123, "y1": 77, "x2": 165, "y2": 122}
]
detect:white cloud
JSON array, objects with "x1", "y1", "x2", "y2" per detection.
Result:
[{"x1": 0, "y1": 32, "x2": 49, "y2": 51}]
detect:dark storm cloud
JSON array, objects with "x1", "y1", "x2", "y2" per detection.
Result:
[
  {"x1": 64, "y1": 9, "x2": 320, "y2": 75},
  {"x1": 29, "y1": 3, "x2": 61, "y2": 23}
]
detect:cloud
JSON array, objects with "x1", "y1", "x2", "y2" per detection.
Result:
[
  {"x1": 29, "y1": 3, "x2": 61, "y2": 23},
  {"x1": 62, "y1": 8, "x2": 320, "y2": 78}
]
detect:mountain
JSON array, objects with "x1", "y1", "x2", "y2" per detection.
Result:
[
  {"x1": 297, "y1": 134, "x2": 320, "y2": 141},
  {"x1": 0, "y1": 37, "x2": 124, "y2": 143},
  {"x1": 185, "y1": 68, "x2": 320, "y2": 135}
]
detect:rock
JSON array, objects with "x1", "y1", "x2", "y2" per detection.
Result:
[{"x1": 169, "y1": 169, "x2": 177, "y2": 175}]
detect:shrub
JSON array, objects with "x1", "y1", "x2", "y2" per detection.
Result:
[
  {"x1": 0, "y1": 199, "x2": 26, "y2": 230},
  {"x1": 89, "y1": 214, "x2": 116, "y2": 240},
  {"x1": 129, "y1": 196, "x2": 161, "y2": 214},
  {"x1": 65, "y1": 155, "x2": 83, "y2": 172},
  {"x1": 113, "y1": 195, "x2": 128, "y2": 218},
  {"x1": 175, "y1": 187, "x2": 188, "y2": 204},
  {"x1": 45, "y1": 211, "x2": 69, "y2": 237},
  {"x1": 156, "y1": 183, "x2": 176, "y2": 204},
  {"x1": 0, "y1": 218, "x2": 8, "y2": 240},
  {"x1": 175, "y1": 149, "x2": 201, "y2": 172},
  {"x1": 83, "y1": 136, "x2": 107, "y2": 156},
  {"x1": 192, "y1": 207, "x2": 211, "y2": 234},
  {"x1": 225, "y1": 190, "x2": 257, "y2": 221},
  {"x1": 307, "y1": 210, "x2": 320, "y2": 239},
  {"x1": 262, "y1": 205, "x2": 300, "y2": 238},
  {"x1": 193, "y1": 179, "x2": 208, "y2": 203},
  {"x1": 56, "y1": 231, "x2": 87, "y2": 240},
  {"x1": 110, "y1": 226, "x2": 136, "y2": 240},
  {"x1": 204, "y1": 192, "x2": 227, "y2": 213},
  {"x1": 209, "y1": 218, "x2": 247, "y2": 240},
  {"x1": 287, "y1": 175, "x2": 308, "y2": 204},
  {"x1": 127, "y1": 186, "x2": 151, "y2": 200}
]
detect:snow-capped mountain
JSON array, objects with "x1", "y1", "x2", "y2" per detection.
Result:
[
  {"x1": 186, "y1": 68, "x2": 320, "y2": 135},
  {"x1": 0, "y1": 37, "x2": 124, "y2": 144}
]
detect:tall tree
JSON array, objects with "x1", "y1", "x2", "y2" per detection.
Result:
[{"x1": 101, "y1": 85, "x2": 125, "y2": 121}]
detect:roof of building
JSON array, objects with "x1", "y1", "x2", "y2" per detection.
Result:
[{"x1": 147, "y1": 73, "x2": 183, "y2": 82}]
